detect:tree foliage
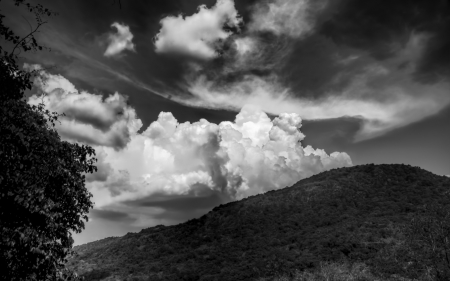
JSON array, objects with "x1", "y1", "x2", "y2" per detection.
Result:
[
  {"x1": 407, "y1": 204, "x2": 450, "y2": 280},
  {"x1": 0, "y1": 1, "x2": 96, "y2": 280}
]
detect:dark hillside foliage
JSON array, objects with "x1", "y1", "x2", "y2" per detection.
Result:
[
  {"x1": 407, "y1": 204, "x2": 450, "y2": 280},
  {"x1": 68, "y1": 164, "x2": 450, "y2": 280}
]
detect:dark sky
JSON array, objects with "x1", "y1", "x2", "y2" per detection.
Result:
[{"x1": 2, "y1": 0, "x2": 449, "y2": 245}]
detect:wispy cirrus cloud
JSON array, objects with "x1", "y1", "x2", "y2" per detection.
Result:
[{"x1": 182, "y1": 61, "x2": 450, "y2": 141}]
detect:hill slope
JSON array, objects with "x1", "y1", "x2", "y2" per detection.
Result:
[{"x1": 68, "y1": 164, "x2": 450, "y2": 280}]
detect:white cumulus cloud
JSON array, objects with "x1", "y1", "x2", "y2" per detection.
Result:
[
  {"x1": 104, "y1": 22, "x2": 135, "y2": 57},
  {"x1": 26, "y1": 64, "x2": 142, "y2": 149},
  {"x1": 86, "y1": 104, "x2": 351, "y2": 207},
  {"x1": 154, "y1": 0, "x2": 242, "y2": 59}
]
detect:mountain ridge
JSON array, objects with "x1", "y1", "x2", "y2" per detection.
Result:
[{"x1": 68, "y1": 164, "x2": 450, "y2": 280}]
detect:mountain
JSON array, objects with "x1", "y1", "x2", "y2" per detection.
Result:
[{"x1": 68, "y1": 164, "x2": 450, "y2": 281}]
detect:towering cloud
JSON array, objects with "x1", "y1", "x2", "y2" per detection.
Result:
[
  {"x1": 154, "y1": 0, "x2": 242, "y2": 59},
  {"x1": 86, "y1": 105, "x2": 352, "y2": 207},
  {"x1": 104, "y1": 23, "x2": 135, "y2": 57}
]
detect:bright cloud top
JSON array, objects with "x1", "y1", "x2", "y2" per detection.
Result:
[
  {"x1": 104, "y1": 22, "x2": 136, "y2": 57},
  {"x1": 26, "y1": 64, "x2": 142, "y2": 149},
  {"x1": 154, "y1": 0, "x2": 242, "y2": 59}
]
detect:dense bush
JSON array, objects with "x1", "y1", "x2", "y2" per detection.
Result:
[{"x1": 81, "y1": 269, "x2": 112, "y2": 281}]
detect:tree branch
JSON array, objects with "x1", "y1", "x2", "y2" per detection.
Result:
[{"x1": 10, "y1": 20, "x2": 46, "y2": 56}]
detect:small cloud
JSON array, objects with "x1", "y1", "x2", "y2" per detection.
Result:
[
  {"x1": 248, "y1": 0, "x2": 325, "y2": 38},
  {"x1": 154, "y1": 0, "x2": 242, "y2": 60},
  {"x1": 234, "y1": 37, "x2": 256, "y2": 56},
  {"x1": 125, "y1": 188, "x2": 224, "y2": 213},
  {"x1": 90, "y1": 209, "x2": 135, "y2": 223},
  {"x1": 104, "y1": 22, "x2": 135, "y2": 57}
]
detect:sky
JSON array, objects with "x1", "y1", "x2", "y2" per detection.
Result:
[{"x1": 1, "y1": 0, "x2": 449, "y2": 245}]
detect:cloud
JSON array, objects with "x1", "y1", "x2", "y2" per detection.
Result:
[
  {"x1": 154, "y1": 0, "x2": 242, "y2": 59},
  {"x1": 126, "y1": 190, "x2": 224, "y2": 213},
  {"x1": 84, "y1": 104, "x2": 351, "y2": 209},
  {"x1": 85, "y1": 149, "x2": 113, "y2": 182},
  {"x1": 234, "y1": 37, "x2": 256, "y2": 56},
  {"x1": 89, "y1": 209, "x2": 135, "y2": 223},
  {"x1": 248, "y1": 0, "x2": 325, "y2": 38},
  {"x1": 25, "y1": 64, "x2": 142, "y2": 149},
  {"x1": 180, "y1": 46, "x2": 450, "y2": 141},
  {"x1": 104, "y1": 22, "x2": 135, "y2": 57},
  {"x1": 319, "y1": 0, "x2": 450, "y2": 67}
]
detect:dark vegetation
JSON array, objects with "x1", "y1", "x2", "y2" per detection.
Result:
[
  {"x1": 68, "y1": 164, "x2": 450, "y2": 280},
  {"x1": 1, "y1": 1, "x2": 96, "y2": 280}
]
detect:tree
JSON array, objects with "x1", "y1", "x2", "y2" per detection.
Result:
[
  {"x1": 407, "y1": 204, "x2": 450, "y2": 280},
  {"x1": 0, "y1": 1, "x2": 97, "y2": 280}
]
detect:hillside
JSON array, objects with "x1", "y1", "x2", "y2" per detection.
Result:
[{"x1": 68, "y1": 164, "x2": 450, "y2": 280}]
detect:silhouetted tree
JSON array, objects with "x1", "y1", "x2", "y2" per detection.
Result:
[{"x1": 0, "y1": 1, "x2": 96, "y2": 280}]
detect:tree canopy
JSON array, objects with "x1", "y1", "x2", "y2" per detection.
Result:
[{"x1": 0, "y1": 1, "x2": 97, "y2": 280}]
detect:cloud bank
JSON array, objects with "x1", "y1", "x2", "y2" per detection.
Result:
[
  {"x1": 104, "y1": 22, "x2": 135, "y2": 57},
  {"x1": 154, "y1": 0, "x2": 242, "y2": 59},
  {"x1": 26, "y1": 66, "x2": 351, "y2": 208}
]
